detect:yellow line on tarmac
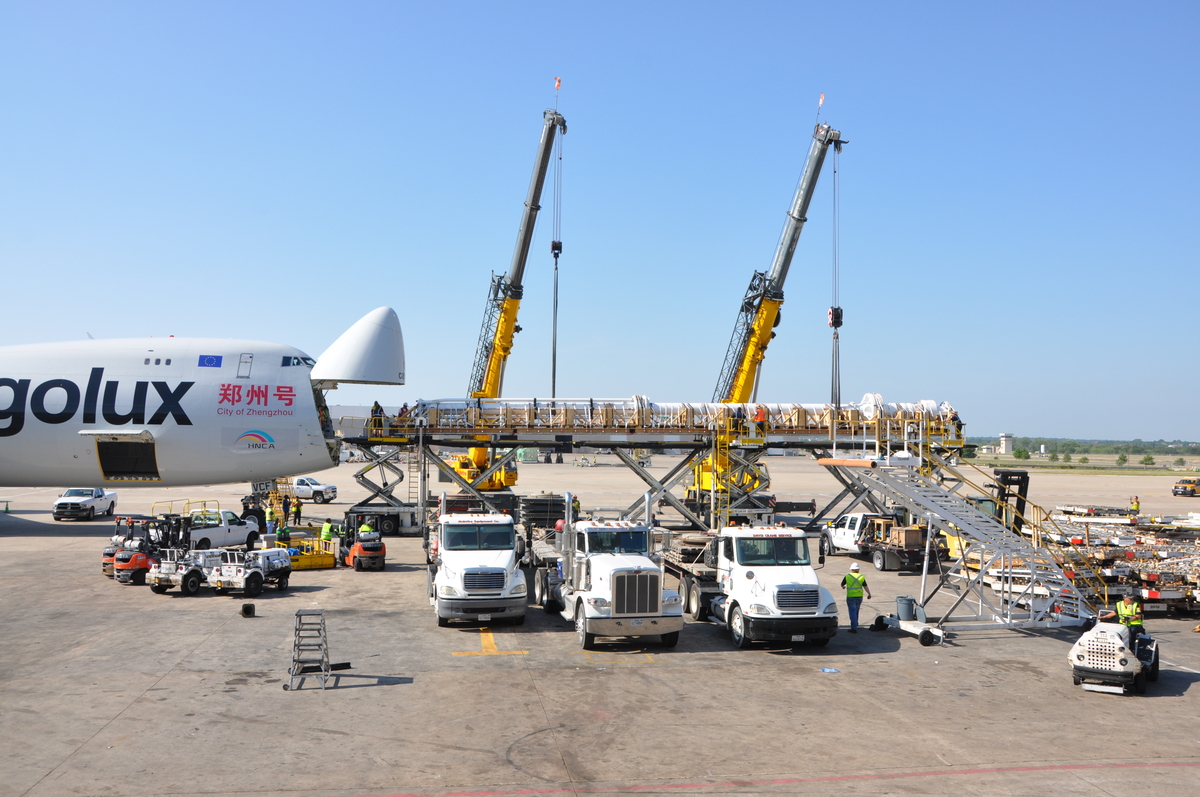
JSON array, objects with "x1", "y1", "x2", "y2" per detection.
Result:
[{"x1": 451, "y1": 628, "x2": 528, "y2": 656}]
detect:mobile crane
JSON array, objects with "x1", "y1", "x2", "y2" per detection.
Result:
[
  {"x1": 450, "y1": 108, "x2": 568, "y2": 491},
  {"x1": 688, "y1": 123, "x2": 843, "y2": 527}
]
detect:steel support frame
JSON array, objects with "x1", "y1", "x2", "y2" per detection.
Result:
[
  {"x1": 349, "y1": 442, "x2": 409, "y2": 507},
  {"x1": 418, "y1": 443, "x2": 515, "y2": 516},
  {"x1": 613, "y1": 446, "x2": 710, "y2": 530}
]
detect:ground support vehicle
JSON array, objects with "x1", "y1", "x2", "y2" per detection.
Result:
[
  {"x1": 429, "y1": 511, "x2": 527, "y2": 626},
  {"x1": 530, "y1": 504, "x2": 683, "y2": 649},
  {"x1": 53, "y1": 487, "x2": 117, "y2": 521},
  {"x1": 276, "y1": 536, "x2": 338, "y2": 570},
  {"x1": 1069, "y1": 621, "x2": 1160, "y2": 694},
  {"x1": 206, "y1": 549, "x2": 293, "y2": 594},
  {"x1": 110, "y1": 514, "x2": 191, "y2": 585},
  {"x1": 341, "y1": 529, "x2": 386, "y2": 571},
  {"x1": 819, "y1": 512, "x2": 947, "y2": 572},
  {"x1": 663, "y1": 525, "x2": 837, "y2": 648},
  {"x1": 1172, "y1": 477, "x2": 1200, "y2": 497},
  {"x1": 187, "y1": 509, "x2": 260, "y2": 550},
  {"x1": 344, "y1": 504, "x2": 420, "y2": 536}
]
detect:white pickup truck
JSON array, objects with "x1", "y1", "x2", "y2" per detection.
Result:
[
  {"x1": 291, "y1": 477, "x2": 338, "y2": 503},
  {"x1": 53, "y1": 488, "x2": 117, "y2": 521},
  {"x1": 818, "y1": 512, "x2": 944, "y2": 572},
  {"x1": 188, "y1": 510, "x2": 261, "y2": 550}
]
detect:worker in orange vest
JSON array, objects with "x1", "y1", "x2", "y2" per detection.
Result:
[{"x1": 753, "y1": 405, "x2": 767, "y2": 436}]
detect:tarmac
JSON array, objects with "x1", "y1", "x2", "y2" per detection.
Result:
[{"x1": 1, "y1": 455, "x2": 1197, "y2": 797}]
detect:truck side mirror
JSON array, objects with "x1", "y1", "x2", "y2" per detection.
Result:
[
  {"x1": 516, "y1": 536, "x2": 526, "y2": 557},
  {"x1": 818, "y1": 554, "x2": 825, "y2": 566}
]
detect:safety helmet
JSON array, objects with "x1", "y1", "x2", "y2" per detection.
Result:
[{"x1": 849, "y1": 563, "x2": 861, "y2": 571}]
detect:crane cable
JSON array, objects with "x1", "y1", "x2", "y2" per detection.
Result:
[
  {"x1": 550, "y1": 78, "x2": 564, "y2": 400},
  {"x1": 829, "y1": 144, "x2": 843, "y2": 411}
]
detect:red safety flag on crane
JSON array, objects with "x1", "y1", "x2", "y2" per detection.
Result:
[
  {"x1": 555, "y1": 77, "x2": 562, "y2": 90},
  {"x1": 818, "y1": 93, "x2": 825, "y2": 108}
]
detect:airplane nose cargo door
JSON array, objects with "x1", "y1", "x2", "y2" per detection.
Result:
[{"x1": 311, "y1": 307, "x2": 405, "y2": 387}]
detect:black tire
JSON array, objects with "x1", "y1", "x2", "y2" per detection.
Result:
[
  {"x1": 151, "y1": 584, "x2": 169, "y2": 594},
  {"x1": 688, "y1": 581, "x2": 709, "y2": 621},
  {"x1": 276, "y1": 576, "x2": 289, "y2": 591},
  {"x1": 534, "y1": 569, "x2": 546, "y2": 606},
  {"x1": 1133, "y1": 670, "x2": 1146, "y2": 694},
  {"x1": 195, "y1": 538, "x2": 211, "y2": 551},
  {"x1": 437, "y1": 614, "x2": 449, "y2": 628},
  {"x1": 181, "y1": 571, "x2": 202, "y2": 596},
  {"x1": 729, "y1": 606, "x2": 752, "y2": 649},
  {"x1": 1148, "y1": 651, "x2": 1160, "y2": 682},
  {"x1": 808, "y1": 637, "x2": 831, "y2": 647},
  {"x1": 87, "y1": 507, "x2": 95, "y2": 521},
  {"x1": 245, "y1": 533, "x2": 259, "y2": 551},
  {"x1": 106, "y1": 503, "x2": 115, "y2": 517},
  {"x1": 1073, "y1": 674, "x2": 1083, "y2": 686},
  {"x1": 313, "y1": 494, "x2": 325, "y2": 504},
  {"x1": 820, "y1": 536, "x2": 833, "y2": 558},
  {"x1": 379, "y1": 517, "x2": 398, "y2": 535},
  {"x1": 354, "y1": 558, "x2": 363, "y2": 571},
  {"x1": 245, "y1": 573, "x2": 263, "y2": 598},
  {"x1": 872, "y1": 615, "x2": 888, "y2": 631},
  {"x1": 511, "y1": 614, "x2": 526, "y2": 626},
  {"x1": 918, "y1": 629, "x2": 937, "y2": 647},
  {"x1": 873, "y1": 550, "x2": 887, "y2": 571},
  {"x1": 576, "y1": 605, "x2": 596, "y2": 650},
  {"x1": 131, "y1": 569, "x2": 146, "y2": 586},
  {"x1": 660, "y1": 631, "x2": 680, "y2": 648}
]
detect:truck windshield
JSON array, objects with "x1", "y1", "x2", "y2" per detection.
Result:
[
  {"x1": 587, "y1": 530, "x2": 648, "y2": 553},
  {"x1": 63, "y1": 489, "x2": 92, "y2": 497},
  {"x1": 736, "y1": 537, "x2": 810, "y2": 566},
  {"x1": 443, "y1": 524, "x2": 515, "y2": 550}
]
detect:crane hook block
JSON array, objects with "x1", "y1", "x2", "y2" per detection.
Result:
[
  {"x1": 551, "y1": 240, "x2": 563, "y2": 256},
  {"x1": 828, "y1": 306, "x2": 843, "y2": 329}
]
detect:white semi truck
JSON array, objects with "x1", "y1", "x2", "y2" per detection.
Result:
[
  {"x1": 428, "y1": 510, "x2": 528, "y2": 626},
  {"x1": 664, "y1": 524, "x2": 839, "y2": 648},
  {"x1": 530, "y1": 496, "x2": 684, "y2": 649}
]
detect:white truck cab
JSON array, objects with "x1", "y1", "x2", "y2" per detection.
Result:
[
  {"x1": 537, "y1": 518, "x2": 685, "y2": 649},
  {"x1": 701, "y1": 526, "x2": 838, "y2": 648},
  {"x1": 430, "y1": 512, "x2": 527, "y2": 626}
]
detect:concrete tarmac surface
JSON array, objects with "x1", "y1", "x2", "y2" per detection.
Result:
[{"x1": 2, "y1": 457, "x2": 1198, "y2": 797}]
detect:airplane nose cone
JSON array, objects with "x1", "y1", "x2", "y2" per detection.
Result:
[{"x1": 311, "y1": 307, "x2": 405, "y2": 386}]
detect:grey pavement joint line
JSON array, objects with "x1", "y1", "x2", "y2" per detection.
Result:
[
  {"x1": 522, "y1": 645, "x2": 579, "y2": 796},
  {"x1": 19, "y1": 610, "x2": 241, "y2": 797}
]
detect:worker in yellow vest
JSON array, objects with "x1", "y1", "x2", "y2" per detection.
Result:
[
  {"x1": 840, "y1": 562, "x2": 872, "y2": 633},
  {"x1": 1101, "y1": 594, "x2": 1144, "y2": 633},
  {"x1": 265, "y1": 505, "x2": 276, "y2": 535},
  {"x1": 1129, "y1": 496, "x2": 1140, "y2": 514},
  {"x1": 320, "y1": 519, "x2": 334, "y2": 542}
]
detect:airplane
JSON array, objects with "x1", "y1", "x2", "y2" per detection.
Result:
[{"x1": 0, "y1": 307, "x2": 405, "y2": 488}]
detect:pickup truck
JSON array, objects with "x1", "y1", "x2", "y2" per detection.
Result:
[
  {"x1": 292, "y1": 477, "x2": 338, "y2": 503},
  {"x1": 188, "y1": 510, "x2": 261, "y2": 550},
  {"x1": 818, "y1": 512, "x2": 945, "y2": 571},
  {"x1": 1172, "y1": 477, "x2": 1200, "y2": 497},
  {"x1": 53, "y1": 488, "x2": 117, "y2": 521}
]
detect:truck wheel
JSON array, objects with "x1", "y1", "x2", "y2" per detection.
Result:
[
  {"x1": 1133, "y1": 671, "x2": 1146, "y2": 694},
  {"x1": 729, "y1": 606, "x2": 752, "y2": 649},
  {"x1": 313, "y1": 494, "x2": 324, "y2": 504},
  {"x1": 820, "y1": 536, "x2": 833, "y2": 557},
  {"x1": 918, "y1": 629, "x2": 937, "y2": 647},
  {"x1": 87, "y1": 507, "x2": 95, "y2": 521},
  {"x1": 873, "y1": 550, "x2": 887, "y2": 571},
  {"x1": 534, "y1": 570, "x2": 546, "y2": 605},
  {"x1": 354, "y1": 558, "x2": 363, "y2": 571},
  {"x1": 660, "y1": 631, "x2": 680, "y2": 648},
  {"x1": 808, "y1": 637, "x2": 830, "y2": 647},
  {"x1": 511, "y1": 614, "x2": 526, "y2": 626},
  {"x1": 575, "y1": 606, "x2": 596, "y2": 650},
  {"x1": 107, "y1": 503, "x2": 115, "y2": 516},
  {"x1": 245, "y1": 573, "x2": 263, "y2": 598},
  {"x1": 379, "y1": 517, "x2": 397, "y2": 534},
  {"x1": 437, "y1": 614, "x2": 449, "y2": 628},
  {"x1": 132, "y1": 569, "x2": 147, "y2": 586},
  {"x1": 195, "y1": 538, "x2": 211, "y2": 550},
  {"x1": 245, "y1": 532, "x2": 259, "y2": 550},
  {"x1": 689, "y1": 581, "x2": 709, "y2": 621},
  {"x1": 276, "y1": 576, "x2": 289, "y2": 591},
  {"x1": 181, "y1": 571, "x2": 202, "y2": 596},
  {"x1": 1148, "y1": 651, "x2": 1160, "y2": 682},
  {"x1": 151, "y1": 584, "x2": 169, "y2": 594}
]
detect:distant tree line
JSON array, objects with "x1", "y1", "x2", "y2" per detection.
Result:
[{"x1": 966, "y1": 437, "x2": 1200, "y2": 456}]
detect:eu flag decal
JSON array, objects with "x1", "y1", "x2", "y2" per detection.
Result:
[{"x1": 197, "y1": 355, "x2": 223, "y2": 368}]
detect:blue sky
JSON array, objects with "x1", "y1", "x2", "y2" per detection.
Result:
[{"x1": 2, "y1": 3, "x2": 1196, "y2": 440}]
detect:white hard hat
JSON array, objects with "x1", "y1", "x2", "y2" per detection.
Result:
[{"x1": 849, "y1": 563, "x2": 860, "y2": 571}]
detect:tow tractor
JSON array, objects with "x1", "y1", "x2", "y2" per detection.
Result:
[{"x1": 1069, "y1": 621, "x2": 1160, "y2": 694}]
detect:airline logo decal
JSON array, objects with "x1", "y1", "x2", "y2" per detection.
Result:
[
  {"x1": 0, "y1": 368, "x2": 193, "y2": 438},
  {"x1": 222, "y1": 427, "x2": 298, "y2": 451}
]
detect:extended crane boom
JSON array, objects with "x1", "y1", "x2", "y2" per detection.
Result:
[
  {"x1": 468, "y1": 108, "x2": 568, "y2": 399},
  {"x1": 712, "y1": 122, "x2": 842, "y2": 404}
]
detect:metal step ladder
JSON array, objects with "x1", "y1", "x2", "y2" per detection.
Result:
[
  {"x1": 828, "y1": 462, "x2": 1092, "y2": 631},
  {"x1": 407, "y1": 453, "x2": 421, "y2": 504},
  {"x1": 289, "y1": 609, "x2": 330, "y2": 690}
]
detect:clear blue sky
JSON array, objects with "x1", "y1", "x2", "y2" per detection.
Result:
[{"x1": 2, "y1": 3, "x2": 1196, "y2": 441}]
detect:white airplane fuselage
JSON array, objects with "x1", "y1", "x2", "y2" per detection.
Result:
[{"x1": 0, "y1": 338, "x2": 339, "y2": 487}]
